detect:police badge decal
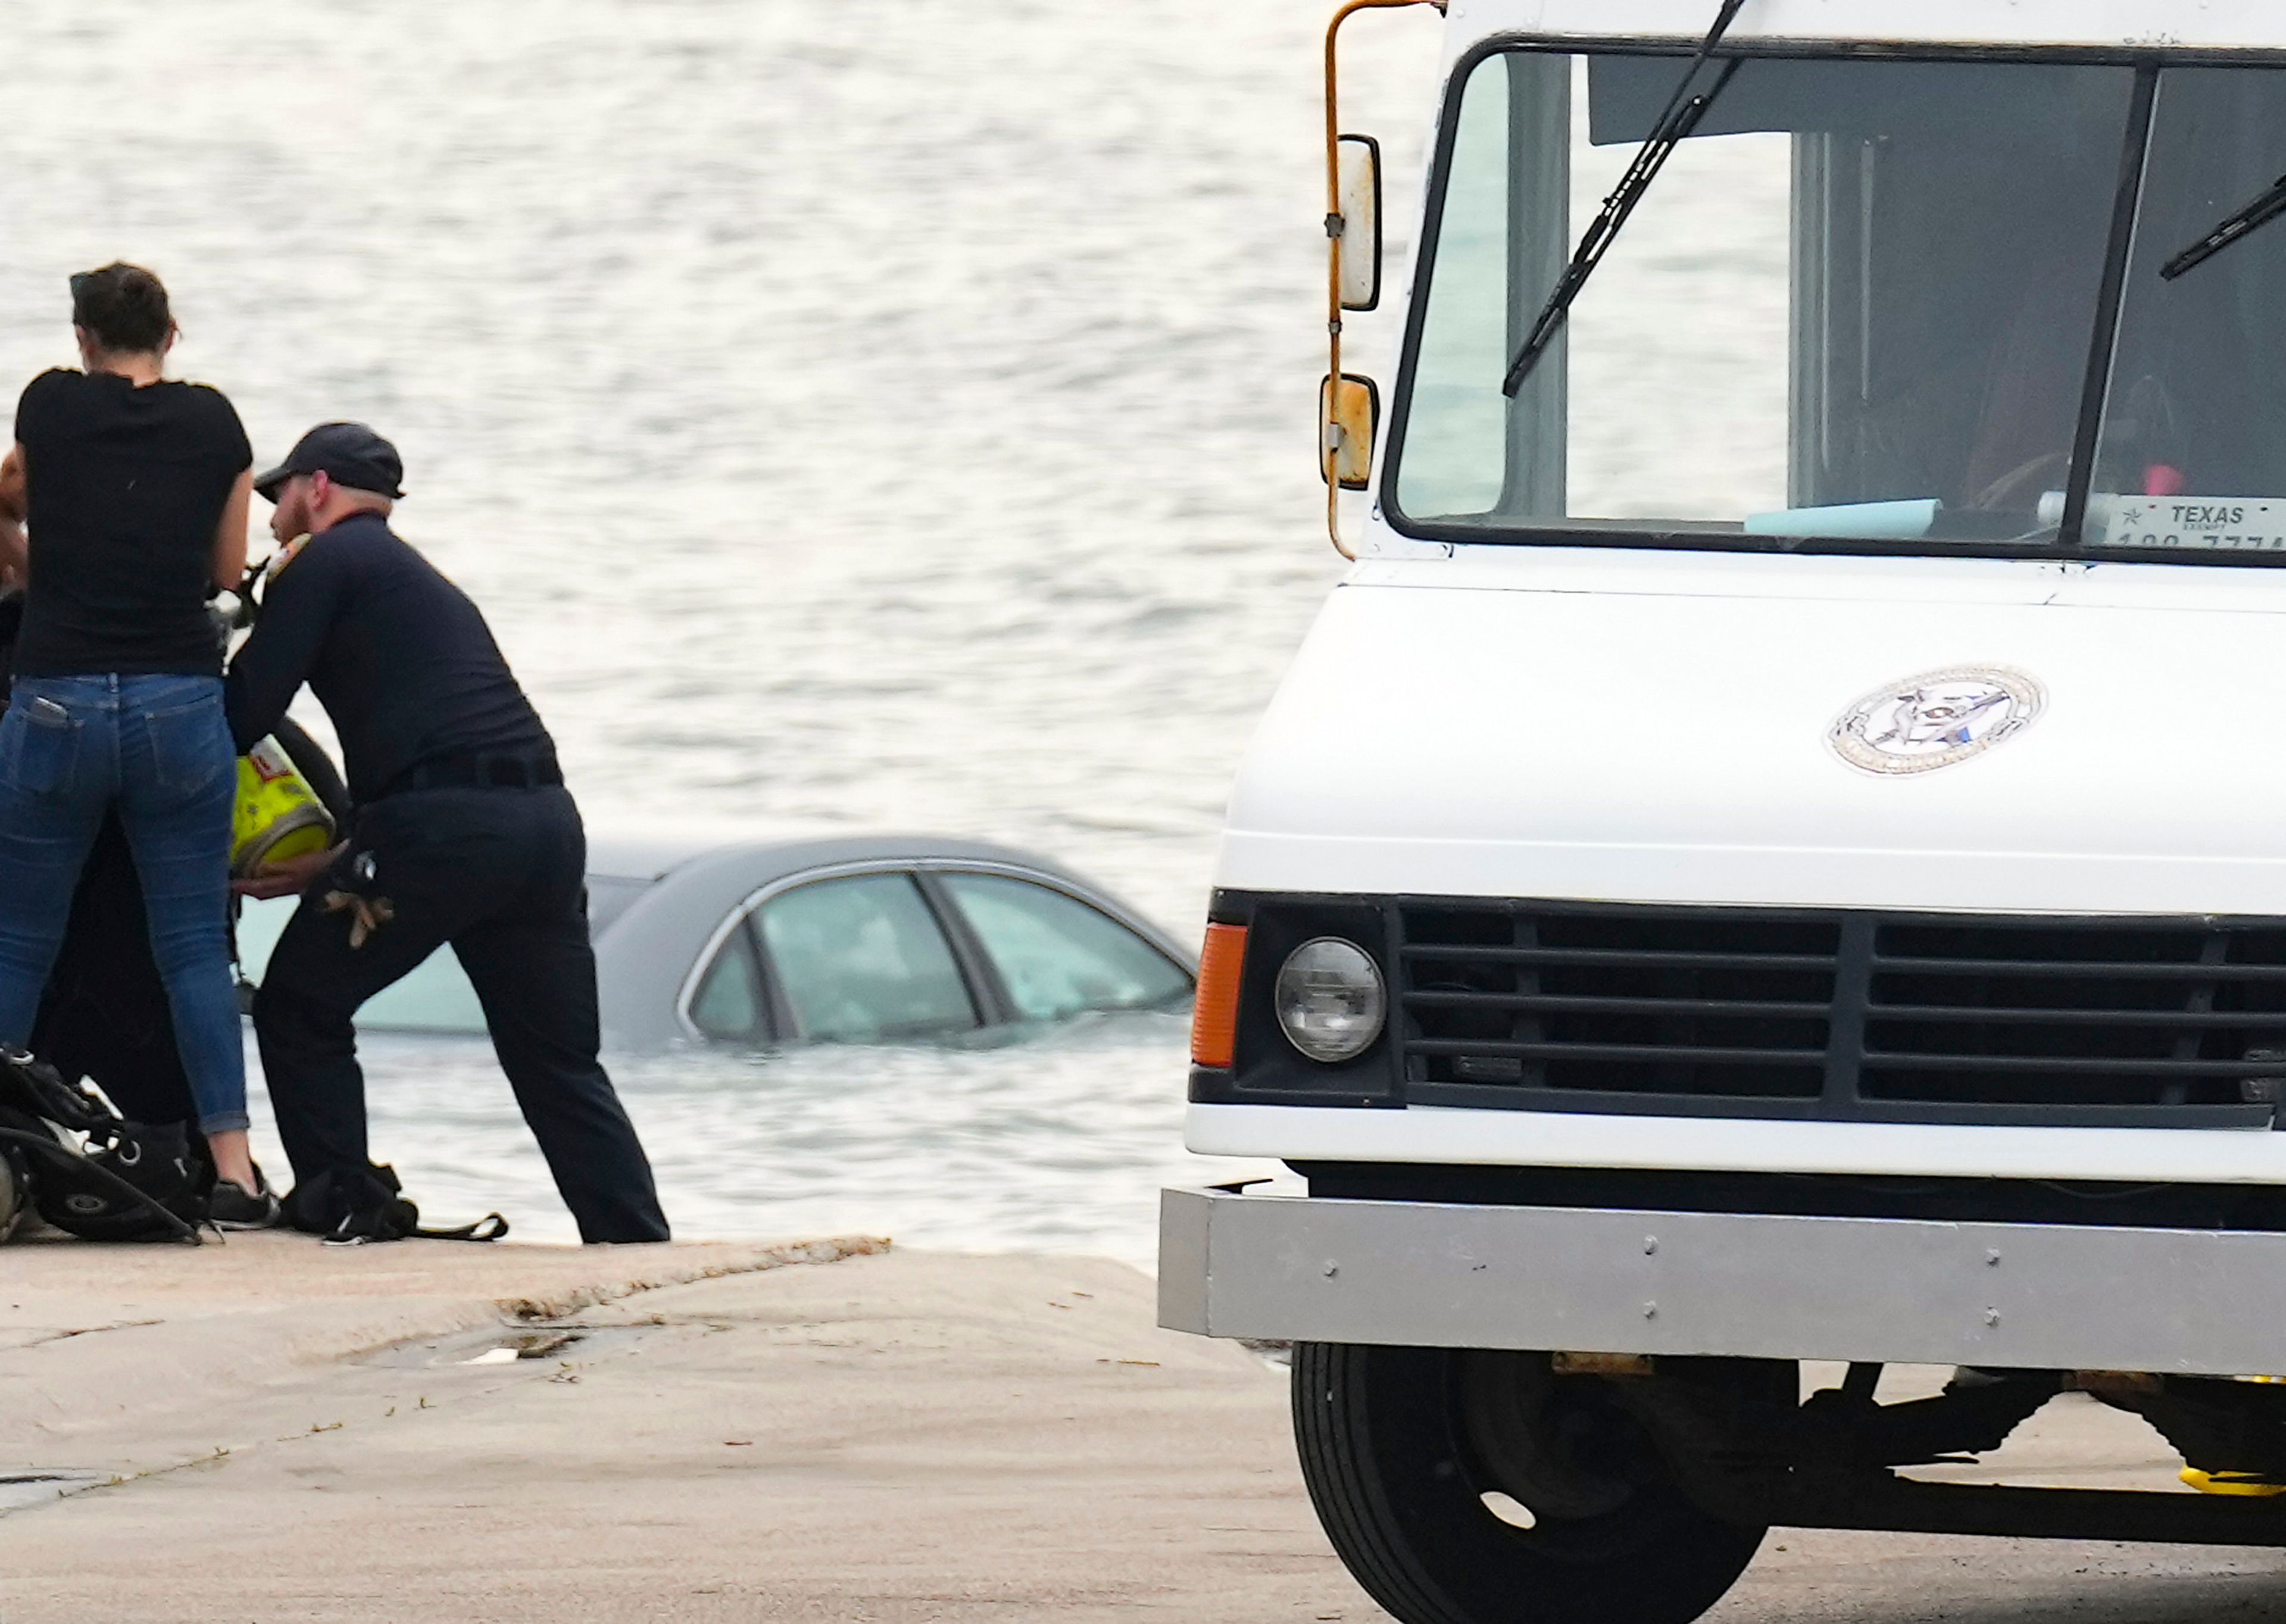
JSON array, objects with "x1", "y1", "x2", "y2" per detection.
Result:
[{"x1": 1828, "y1": 666, "x2": 2045, "y2": 776}]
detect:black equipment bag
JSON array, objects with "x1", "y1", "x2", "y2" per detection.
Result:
[
  {"x1": 0, "y1": 1050, "x2": 203, "y2": 1243},
  {"x1": 0, "y1": 1140, "x2": 29, "y2": 1242},
  {"x1": 282, "y1": 1161, "x2": 507, "y2": 1245}
]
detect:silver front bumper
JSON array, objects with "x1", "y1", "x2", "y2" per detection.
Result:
[{"x1": 1158, "y1": 1183, "x2": 2286, "y2": 1377}]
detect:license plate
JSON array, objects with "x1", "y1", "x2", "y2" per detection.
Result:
[{"x1": 2098, "y1": 497, "x2": 2286, "y2": 552}]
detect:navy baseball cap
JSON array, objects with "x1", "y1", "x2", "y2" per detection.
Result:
[{"x1": 253, "y1": 421, "x2": 406, "y2": 503}]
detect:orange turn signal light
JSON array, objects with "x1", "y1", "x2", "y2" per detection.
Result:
[{"x1": 1191, "y1": 922, "x2": 1248, "y2": 1069}]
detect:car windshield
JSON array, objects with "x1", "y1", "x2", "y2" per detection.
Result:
[
  {"x1": 235, "y1": 879, "x2": 639, "y2": 1035},
  {"x1": 1390, "y1": 51, "x2": 2286, "y2": 562}
]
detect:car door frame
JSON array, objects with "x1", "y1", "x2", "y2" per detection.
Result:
[
  {"x1": 673, "y1": 857, "x2": 1191, "y2": 1045},
  {"x1": 922, "y1": 865, "x2": 1200, "y2": 1023},
  {"x1": 675, "y1": 859, "x2": 1007, "y2": 1045},
  {"x1": 683, "y1": 909, "x2": 788, "y2": 1047}
]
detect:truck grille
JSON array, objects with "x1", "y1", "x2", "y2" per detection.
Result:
[{"x1": 1397, "y1": 901, "x2": 2286, "y2": 1126}]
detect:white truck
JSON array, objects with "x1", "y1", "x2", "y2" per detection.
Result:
[{"x1": 1158, "y1": 3, "x2": 2286, "y2": 1619}]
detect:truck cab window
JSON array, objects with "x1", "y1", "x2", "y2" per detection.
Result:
[
  {"x1": 2085, "y1": 69, "x2": 2286, "y2": 552},
  {"x1": 1394, "y1": 52, "x2": 2137, "y2": 546}
]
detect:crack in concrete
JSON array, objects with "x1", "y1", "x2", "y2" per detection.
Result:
[
  {"x1": 16, "y1": 1319, "x2": 164, "y2": 1348},
  {"x1": 494, "y1": 1233, "x2": 889, "y2": 1325}
]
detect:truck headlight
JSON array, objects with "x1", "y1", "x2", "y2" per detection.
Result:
[{"x1": 1275, "y1": 938, "x2": 1386, "y2": 1063}]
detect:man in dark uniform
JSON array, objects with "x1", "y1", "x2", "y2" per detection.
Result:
[{"x1": 227, "y1": 423, "x2": 668, "y2": 1242}]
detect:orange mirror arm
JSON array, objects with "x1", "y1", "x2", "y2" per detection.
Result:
[{"x1": 1325, "y1": 0, "x2": 1445, "y2": 558}]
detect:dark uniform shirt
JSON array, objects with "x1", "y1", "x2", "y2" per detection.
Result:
[
  {"x1": 224, "y1": 512, "x2": 553, "y2": 805},
  {"x1": 13, "y1": 368, "x2": 251, "y2": 677}
]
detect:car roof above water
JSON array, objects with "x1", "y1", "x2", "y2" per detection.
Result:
[
  {"x1": 583, "y1": 829, "x2": 1111, "y2": 893},
  {"x1": 585, "y1": 829, "x2": 1192, "y2": 1050}
]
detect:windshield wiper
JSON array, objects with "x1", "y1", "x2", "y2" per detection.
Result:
[
  {"x1": 1501, "y1": 0, "x2": 1749, "y2": 397},
  {"x1": 2161, "y1": 170, "x2": 2286, "y2": 282}
]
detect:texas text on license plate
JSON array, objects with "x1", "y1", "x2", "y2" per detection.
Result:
[{"x1": 2098, "y1": 498, "x2": 2286, "y2": 551}]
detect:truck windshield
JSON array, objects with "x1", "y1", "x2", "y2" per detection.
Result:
[{"x1": 1389, "y1": 51, "x2": 2286, "y2": 562}]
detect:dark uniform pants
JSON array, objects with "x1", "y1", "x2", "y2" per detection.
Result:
[{"x1": 251, "y1": 784, "x2": 670, "y2": 1242}]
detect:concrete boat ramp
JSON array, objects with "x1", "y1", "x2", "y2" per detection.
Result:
[
  {"x1": 3, "y1": 1231, "x2": 2285, "y2": 1622},
  {"x1": 0, "y1": 1230, "x2": 1328, "y2": 1622}
]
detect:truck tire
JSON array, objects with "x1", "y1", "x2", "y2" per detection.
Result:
[{"x1": 1292, "y1": 1343, "x2": 1765, "y2": 1624}]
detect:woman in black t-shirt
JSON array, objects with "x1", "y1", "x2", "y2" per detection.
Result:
[{"x1": 0, "y1": 264, "x2": 273, "y2": 1228}]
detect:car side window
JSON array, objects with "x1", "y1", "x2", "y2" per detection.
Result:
[
  {"x1": 689, "y1": 923, "x2": 768, "y2": 1044},
  {"x1": 939, "y1": 872, "x2": 1191, "y2": 1022},
  {"x1": 754, "y1": 873, "x2": 978, "y2": 1044}
]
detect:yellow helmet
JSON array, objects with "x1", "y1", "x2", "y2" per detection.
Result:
[{"x1": 232, "y1": 737, "x2": 336, "y2": 879}]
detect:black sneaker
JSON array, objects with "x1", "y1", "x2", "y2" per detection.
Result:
[{"x1": 207, "y1": 1167, "x2": 280, "y2": 1231}]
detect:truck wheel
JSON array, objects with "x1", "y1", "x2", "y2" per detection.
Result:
[{"x1": 1292, "y1": 1343, "x2": 1765, "y2": 1624}]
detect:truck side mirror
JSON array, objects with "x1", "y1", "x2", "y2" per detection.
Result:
[
  {"x1": 1321, "y1": 373, "x2": 1379, "y2": 491},
  {"x1": 1335, "y1": 134, "x2": 1383, "y2": 311}
]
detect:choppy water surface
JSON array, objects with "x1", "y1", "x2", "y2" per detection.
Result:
[{"x1": 2, "y1": 1, "x2": 1450, "y2": 1262}]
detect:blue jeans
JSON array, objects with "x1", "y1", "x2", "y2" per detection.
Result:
[{"x1": 0, "y1": 674, "x2": 246, "y2": 1133}]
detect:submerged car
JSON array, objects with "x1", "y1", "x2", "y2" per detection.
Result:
[{"x1": 235, "y1": 833, "x2": 1196, "y2": 1048}]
